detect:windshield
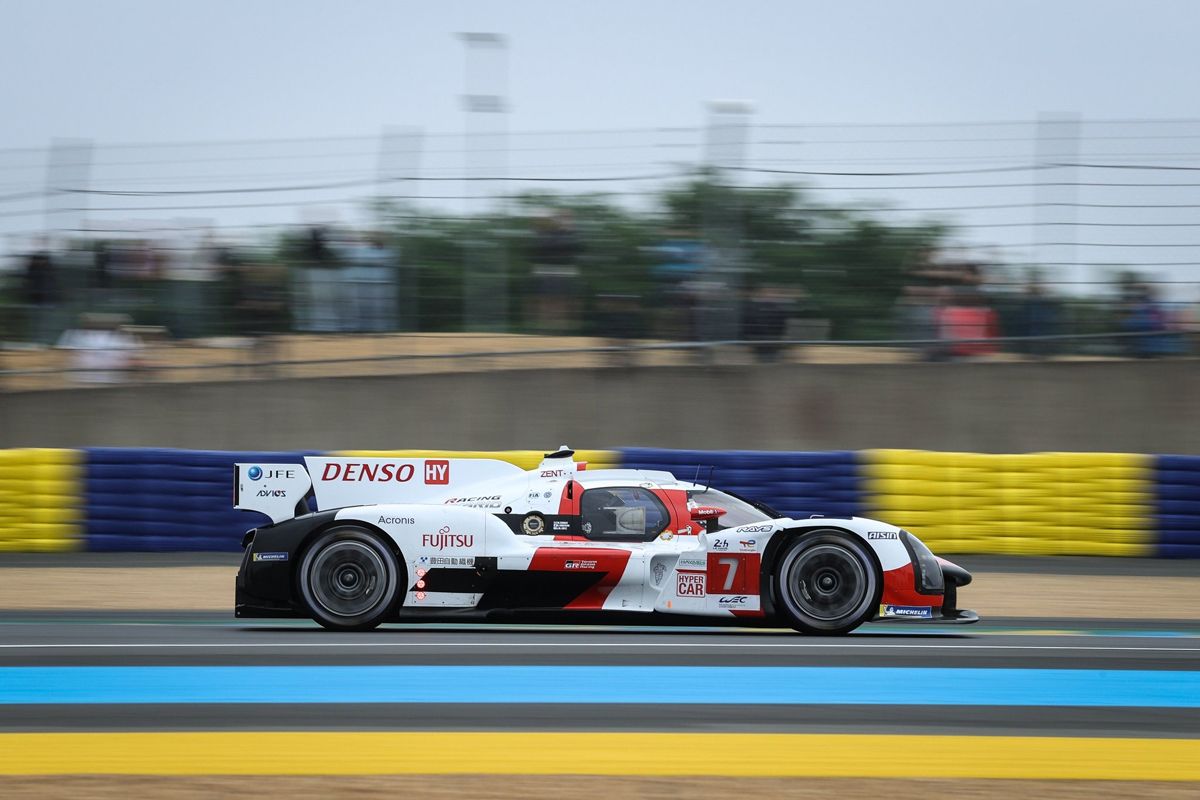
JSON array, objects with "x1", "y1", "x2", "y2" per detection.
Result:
[{"x1": 687, "y1": 488, "x2": 774, "y2": 529}]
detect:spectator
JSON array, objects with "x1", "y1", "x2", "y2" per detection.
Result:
[
  {"x1": 741, "y1": 284, "x2": 792, "y2": 362},
  {"x1": 529, "y1": 211, "x2": 582, "y2": 334},
  {"x1": 24, "y1": 237, "x2": 60, "y2": 344},
  {"x1": 56, "y1": 313, "x2": 142, "y2": 383},
  {"x1": 165, "y1": 233, "x2": 221, "y2": 339},
  {"x1": 91, "y1": 241, "x2": 112, "y2": 292},
  {"x1": 296, "y1": 225, "x2": 345, "y2": 333},
  {"x1": 649, "y1": 229, "x2": 704, "y2": 341},
  {"x1": 1120, "y1": 284, "x2": 1171, "y2": 358},
  {"x1": 344, "y1": 233, "x2": 397, "y2": 333},
  {"x1": 893, "y1": 284, "x2": 941, "y2": 360},
  {"x1": 936, "y1": 288, "x2": 999, "y2": 360},
  {"x1": 1016, "y1": 281, "x2": 1061, "y2": 358}
]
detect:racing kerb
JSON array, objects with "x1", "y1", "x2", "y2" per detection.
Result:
[{"x1": 0, "y1": 447, "x2": 1196, "y2": 556}]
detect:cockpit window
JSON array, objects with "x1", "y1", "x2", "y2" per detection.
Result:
[
  {"x1": 580, "y1": 487, "x2": 670, "y2": 540},
  {"x1": 687, "y1": 489, "x2": 773, "y2": 530}
]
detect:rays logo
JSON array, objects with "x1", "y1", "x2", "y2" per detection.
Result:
[{"x1": 247, "y1": 466, "x2": 263, "y2": 481}]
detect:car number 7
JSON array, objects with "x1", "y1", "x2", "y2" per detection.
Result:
[{"x1": 717, "y1": 557, "x2": 739, "y2": 592}]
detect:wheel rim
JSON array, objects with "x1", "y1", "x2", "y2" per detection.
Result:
[
  {"x1": 784, "y1": 543, "x2": 869, "y2": 622},
  {"x1": 307, "y1": 539, "x2": 389, "y2": 619}
]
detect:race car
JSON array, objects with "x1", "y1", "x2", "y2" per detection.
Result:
[{"x1": 234, "y1": 447, "x2": 976, "y2": 633}]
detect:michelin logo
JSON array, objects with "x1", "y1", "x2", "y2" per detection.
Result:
[{"x1": 884, "y1": 604, "x2": 932, "y2": 618}]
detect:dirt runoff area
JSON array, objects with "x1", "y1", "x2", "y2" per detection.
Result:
[
  {"x1": 0, "y1": 566, "x2": 1197, "y2": 619},
  {"x1": 0, "y1": 776, "x2": 1195, "y2": 800}
]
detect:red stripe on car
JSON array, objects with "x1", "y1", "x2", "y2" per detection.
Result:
[{"x1": 529, "y1": 547, "x2": 631, "y2": 610}]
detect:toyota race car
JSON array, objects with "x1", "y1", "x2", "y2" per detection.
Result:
[{"x1": 234, "y1": 448, "x2": 977, "y2": 633}]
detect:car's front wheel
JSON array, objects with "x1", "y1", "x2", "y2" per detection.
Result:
[
  {"x1": 297, "y1": 526, "x2": 402, "y2": 631},
  {"x1": 774, "y1": 530, "x2": 879, "y2": 635}
]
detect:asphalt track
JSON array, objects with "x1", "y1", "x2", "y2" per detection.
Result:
[
  {"x1": 1, "y1": 613, "x2": 1197, "y2": 741},
  {"x1": 2, "y1": 553, "x2": 1198, "y2": 782}
]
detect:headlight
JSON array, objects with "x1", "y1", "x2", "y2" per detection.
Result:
[{"x1": 902, "y1": 530, "x2": 944, "y2": 594}]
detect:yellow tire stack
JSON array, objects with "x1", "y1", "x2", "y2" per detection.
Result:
[
  {"x1": 863, "y1": 450, "x2": 1153, "y2": 556},
  {"x1": 0, "y1": 448, "x2": 83, "y2": 552}
]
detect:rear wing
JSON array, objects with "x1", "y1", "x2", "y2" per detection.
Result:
[
  {"x1": 234, "y1": 463, "x2": 312, "y2": 524},
  {"x1": 235, "y1": 456, "x2": 526, "y2": 523}
]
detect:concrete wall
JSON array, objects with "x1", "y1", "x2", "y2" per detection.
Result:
[{"x1": 1, "y1": 360, "x2": 1197, "y2": 453}]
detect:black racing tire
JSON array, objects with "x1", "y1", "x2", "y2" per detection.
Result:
[
  {"x1": 774, "y1": 530, "x2": 880, "y2": 635},
  {"x1": 297, "y1": 526, "x2": 402, "y2": 631}
]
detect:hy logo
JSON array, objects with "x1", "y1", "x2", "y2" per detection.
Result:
[{"x1": 247, "y1": 466, "x2": 263, "y2": 481}]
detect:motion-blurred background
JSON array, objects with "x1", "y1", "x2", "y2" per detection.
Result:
[
  {"x1": 3, "y1": 1, "x2": 1200, "y2": 397},
  {"x1": 1, "y1": 3, "x2": 1199, "y2": 796}
]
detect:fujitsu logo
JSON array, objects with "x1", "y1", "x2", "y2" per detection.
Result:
[{"x1": 421, "y1": 527, "x2": 474, "y2": 550}]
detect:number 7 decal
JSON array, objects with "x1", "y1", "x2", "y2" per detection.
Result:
[
  {"x1": 706, "y1": 552, "x2": 761, "y2": 595},
  {"x1": 716, "y1": 557, "x2": 740, "y2": 592}
]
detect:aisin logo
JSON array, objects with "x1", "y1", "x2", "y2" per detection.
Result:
[{"x1": 247, "y1": 466, "x2": 263, "y2": 481}]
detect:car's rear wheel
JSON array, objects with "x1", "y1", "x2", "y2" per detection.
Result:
[
  {"x1": 298, "y1": 526, "x2": 401, "y2": 631},
  {"x1": 775, "y1": 530, "x2": 879, "y2": 635}
]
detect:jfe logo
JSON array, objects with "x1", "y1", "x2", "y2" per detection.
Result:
[
  {"x1": 252, "y1": 467, "x2": 296, "y2": 481},
  {"x1": 425, "y1": 459, "x2": 450, "y2": 485}
]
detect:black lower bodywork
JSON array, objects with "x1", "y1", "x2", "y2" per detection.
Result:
[
  {"x1": 236, "y1": 511, "x2": 337, "y2": 618},
  {"x1": 238, "y1": 516, "x2": 977, "y2": 626},
  {"x1": 237, "y1": 513, "x2": 628, "y2": 621}
]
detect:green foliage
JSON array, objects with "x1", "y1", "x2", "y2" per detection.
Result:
[{"x1": 293, "y1": 175, "x2": 948, "y2": 338}]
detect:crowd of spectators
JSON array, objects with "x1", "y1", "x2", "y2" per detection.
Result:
[
  {"x1": 3, "y1": 225, "x2": 1198, "y2": 375},
  {"x1": 894, "y1": 254, "x2": 1196, "y2": 361}
]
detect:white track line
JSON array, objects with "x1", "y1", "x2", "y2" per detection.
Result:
[{"x1": 0, "y1": 642, "x2": 1197, "y2": 652}]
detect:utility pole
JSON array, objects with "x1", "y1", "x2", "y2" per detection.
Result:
[
  {"x1": 703, "y1": 100, "x2": 753, "y2": 344},
  {"x1": 458, "y1": 32, "x2": 509, "y2": 332},
  {"x1": 44, "y1": 138, "x2": 93, "y2": 244},
  {"x1": 1033, "y1": 112, "x2": 1081, "y2": 292},
  {"x1": 377, "y1": 126, "x2": 424, "y2": 331}
]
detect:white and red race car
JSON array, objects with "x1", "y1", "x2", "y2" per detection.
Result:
[{"x1": 234, "y1": 447, "x2": 976, "y2": 633}]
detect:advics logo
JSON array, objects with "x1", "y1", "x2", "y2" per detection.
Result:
[{"x1": 247, "y1": 466, "x2": 263, "y2": 481}]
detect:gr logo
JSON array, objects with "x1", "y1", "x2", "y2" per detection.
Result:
[{"x1": 247, "y1": 466, "x2": 263, "y2": 481}]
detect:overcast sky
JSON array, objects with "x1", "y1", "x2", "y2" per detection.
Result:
[
  {"x1": 4, "y1": 0, "x2": 1198, "y2": 142},
  {"x1": 3, "y1": 0, "x2": 1200, "y2": 294}
]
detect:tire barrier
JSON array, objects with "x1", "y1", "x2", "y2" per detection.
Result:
[
  {"x1": 619, "y1": 449, "x2": 862, "y2": 520},
  {"x1": 0, "y1": 447, "x2": 1191, "y2": 555},
  {"x1": 1155, "y1": 455, "x2": 1200, "y2": 559},
  {"x1": 0, "y1": 448, "x2": 81, "y2": 552},
  {"x1": 84, "y1": 448, "x2": 311, "y2": 552},
  {"x1": 862, "y1": 450, "x2": 1154, "y2": 557}
]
